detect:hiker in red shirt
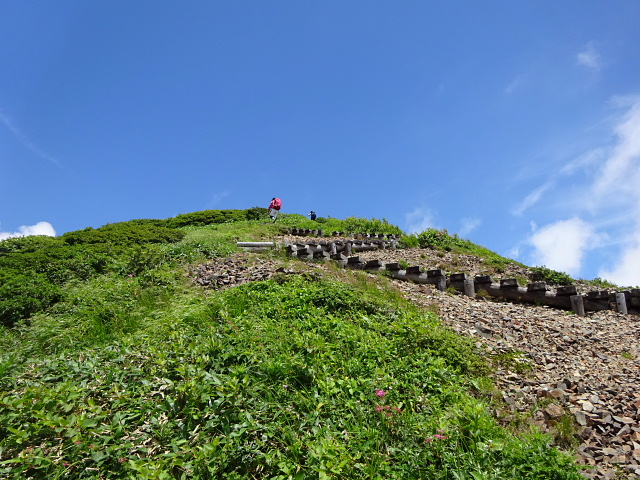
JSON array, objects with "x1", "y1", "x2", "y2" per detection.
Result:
[{"x1": 268, "y1": 197, "x2": 282, "y2": 223}]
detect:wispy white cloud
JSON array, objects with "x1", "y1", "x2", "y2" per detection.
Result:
[
  {"x1": 587, "y1": 96, "x2": 640, "y2": 285},
  {"x1": 512, "y1": 148, "x2": 606, "y2": 217},
  {"x1": 528, "y1": 217, "x2": 596, "y2": 275},
  {"x1": 505, "y1": 74, "x2": 529, "y2": 95},
  {"x1": 0, "y1": 221, "x2": 56, "y2": 241},
  {"x1": 459, "y1": 217, "x2": 481, "y2": 236},
  {"x1": 405, "y1": 207, "x2": 436, "y2": 234},
  {"x1": 576, "y1": 42, "x2": 602, "y2": 71},
  {"x1": 511, "y1": 182, "x2": 553, "y2": 216},
  {"x1": 516, "y1": 96, "x2": 640, "y2": 284},
  {"x1": 507, "y1": 245, "x2": 521, "y2": 260},
  {"x1": 591, "y1": 97, "x2": 640, "y2": 204},
  {"x1": 0, "y1": 111, "x2": 60, "y2": 166},
  {"x1": 208, "y1": 189, "x2": 231, "y2": 207},
  {"x1": 558, "y1": 147, "x2": 605, "y2": 176}
]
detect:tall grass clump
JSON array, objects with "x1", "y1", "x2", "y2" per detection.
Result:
[{"x1": 1, "y1": 270, "x2": 583, "y2": 479}]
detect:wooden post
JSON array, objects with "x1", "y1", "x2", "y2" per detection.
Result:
[
  {"x1": 616, "y1": 293, "x2": 628, "y2": 314},
  {"x1": 570, "y1": 295, "x2": 585, "y2": 316},
  {"x1": 236, "y1": 242, "x2": 275, "y2": 248},
  {"x1": 463, "y1": 277, "x2": 475, "y2": 297}
]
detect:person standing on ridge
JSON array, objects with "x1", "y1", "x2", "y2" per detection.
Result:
[
  {"x1": 308, "y1": 211, "x2": 317, "y2": 220},
  {"x1": 268, "y1": 197, "x2": 282, "y2": 223}
]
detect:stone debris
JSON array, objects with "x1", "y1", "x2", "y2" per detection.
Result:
[
  {"x1": 192, "y1": 243, "x2": 640, "y2": 479},
  {"x1": 188, "y1": 254, "x2": 288, "y2": 289},
  {"x1": 355, "y1": 247, "x2": 640, "y2": 479}
]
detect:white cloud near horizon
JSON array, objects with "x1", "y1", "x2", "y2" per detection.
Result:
[
  {"x1": 0, "y1": 111, "x2": 60, "y2": 166},
  {"x1": 0, "y1": 221, "x2": 57, "y2": 241},
  {"x1": 405, "y1": 207, "x2": 436, "y2": 234},
  {"x1": 576, "y1": 42, "x2": 602, "y2": 71},
  {"x1": 529, "y1": 217, "x2": 596, "y2": 275}
]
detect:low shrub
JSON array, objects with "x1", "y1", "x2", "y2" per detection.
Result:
[
  {"x1": 245, "y1": 206, "x2": 267, "y2": 220},
  {"x1": 530, "y1": 266, "x2": 574, "y2": 286},
  {"x1": 586, "y1": 276, "x2": 618, "y2": 289},
  {"x1": 417, "y1": 228, "x2": 459, "y2": 251},
  {"x1": 0, "y1": 235, "x2": 61, "y2": 254},
  {"x1": 0, "y1": 273, "x2": 62, "y2": 327},
  {"x1": 400, "y1": 233, "x2": 420, "y2": 248},
  {"x1": 62, "y1": 223, "x2": 185, "y2": 246},
  {"x1": 165, "y1": 209, "x2": 249, "y2": 227}
]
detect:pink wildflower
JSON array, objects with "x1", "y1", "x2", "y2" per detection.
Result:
[
  {"x1": 434, "y1": 434, "x2": 448, "y2": 440},
  {"x1": 375, "y1": 405, "x2": 384, "y2": 412},
  {"x1": 375, "y1": 389, "x2": 386, "y2": 398}
]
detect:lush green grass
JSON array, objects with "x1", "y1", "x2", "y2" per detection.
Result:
[{"x1": 0, "y1": 214, "x2": 585, "y2": 479}]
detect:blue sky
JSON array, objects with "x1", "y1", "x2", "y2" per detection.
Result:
[{"x1": 2, "y1": 2, "x2": 640, "y2": 286}]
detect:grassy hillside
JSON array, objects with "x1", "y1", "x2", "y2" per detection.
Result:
[{"x1": 0, "y1": 210, "x2": 584, "y2": 479}]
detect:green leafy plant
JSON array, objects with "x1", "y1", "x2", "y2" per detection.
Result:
[
  {"x1": 417, "y1": 228, "x2": 459, "y2": 251},
  {"x1": 491, "y1": 351, "x2": 533, "y2": 374},
  {"x1": 400, "y1": 233, "x2": 420, "y2": 248}
]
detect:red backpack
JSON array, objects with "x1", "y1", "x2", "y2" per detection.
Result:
[{"x1": 272, "y1": 198, "x2": 282, "y2": 210}]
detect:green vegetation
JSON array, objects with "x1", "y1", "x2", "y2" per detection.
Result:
[
  {"x1": 164, "y1": 209, "x2": 259, "y2": 228},
  {"x1": 529, "y1": 266, "x2": 574, "y2": 287},
  {"x1": 407, "y1": 228, "x2": 526, "y2": 275},
  {"x1": 278, "y1": 214, "x2": 403, "y2": 236},
  {"x1": 584, "y1": 277, "x2": 618, "y2": 289},
  {"x1": 0, "y1": 211, "x2": 584, "y2": 479},
  {"x1": 0, "y1": 223, "x2": 186, "y2": 328},
  {"x1": 490, "y1": 351, "x2": 533, "y2": 375}
]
